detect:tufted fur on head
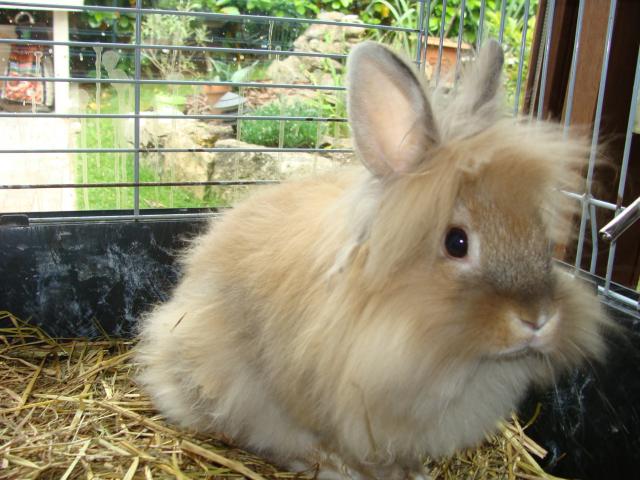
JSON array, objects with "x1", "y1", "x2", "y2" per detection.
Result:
[{"x1": 339, "y1": 40, "x2": 586, "y2": 289}]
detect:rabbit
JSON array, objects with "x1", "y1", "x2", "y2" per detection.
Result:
[{"x1": 136, "y1": 40, "x2": 611, "y2": 479}]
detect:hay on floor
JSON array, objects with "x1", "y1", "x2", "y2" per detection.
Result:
[{"x1": 0, "y1": 312, "x2": 565, "y2": 479}]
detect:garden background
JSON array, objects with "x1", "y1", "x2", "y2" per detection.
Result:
[{"x1": 0, "y1": 0, "x2": 538, "y2": 211}]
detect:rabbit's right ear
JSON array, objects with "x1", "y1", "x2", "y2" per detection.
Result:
[
  {"x1": 347, "y1": 42, "x2": 440, "y2": 178},
  {"x1": 464, "y1": 39, "x2": 504, "y2": 113}
]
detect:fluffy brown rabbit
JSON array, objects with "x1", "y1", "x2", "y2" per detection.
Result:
[{"x1": 136, "y1": 40, "x2": 611, "y2": 479}]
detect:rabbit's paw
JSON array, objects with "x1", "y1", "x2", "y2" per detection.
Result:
[
  {"x1": 406, "y1": 468, "x2": 433, "y2": 480},
  {"x1": 290, "y1": 452, "x2": 370, "y2": 480},
  {"x1": 293, "y1": 454, "x2": 427, "y2": 480}
]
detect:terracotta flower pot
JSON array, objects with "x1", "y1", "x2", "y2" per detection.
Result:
[
  {"x1": 423, "y1": 37, "x2": 473, "y2": 82},
  {"x1": 203, "y1": 84, "x2": 232, "y2": 107}
]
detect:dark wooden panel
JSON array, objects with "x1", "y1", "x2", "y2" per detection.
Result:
[
  {"x1": 562, "y1": 0, "x2": 611, "y2": 126},
  {"x1": 527, "y1": 0, "x2": 640, "y2": 289},
  {"x1": 587, "y1": 0, "x2": 640, "y2": 287}
]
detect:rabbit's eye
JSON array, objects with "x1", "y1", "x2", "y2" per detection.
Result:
[{"x1": 445, "y1": 227, "x2": 468, "y2": 258}]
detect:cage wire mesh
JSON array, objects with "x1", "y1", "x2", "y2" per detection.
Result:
[{"x1": 0, "y1": 0, "x2": 638, "y2": 315}]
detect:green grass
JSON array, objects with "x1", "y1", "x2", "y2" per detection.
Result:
[
  {"x1": 76, "y1": 85, "x2": 349, "y2": 211},
  {"x1": 75, "y1": 84, "x2": 222, "y2": 211}
]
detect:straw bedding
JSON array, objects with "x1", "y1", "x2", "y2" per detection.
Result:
[{"x1": 0, "y1": 312, "x2": 566, "y2": 480}]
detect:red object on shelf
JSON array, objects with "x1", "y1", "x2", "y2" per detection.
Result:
[{"x1": 1, "y1": 44, "x2": 53, "y2": 107}]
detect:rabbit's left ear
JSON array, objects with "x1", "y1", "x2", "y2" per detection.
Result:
[{"x1": 347, "y1": 42, "x2": 440, "y2": 178}]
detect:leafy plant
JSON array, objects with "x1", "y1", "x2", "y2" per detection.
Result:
[
  {"x1": 362, "y1": 0, "x2": 420, "y2": 55},
  {"x1": 83, "y1": 6, "x2": 136, "y2": 37},
  {"x1": 314, "y1": 91, "x2": 350, "y2": 140},
  {"x1": 210, "y1": 0, "x2": 318, "y2": 17},
  {"x1": 318, "y1": 0, "x2": 355, "y2": 13},
  {"x1": 361, "y1": 0, "x2": 539, "y2": 106},
  {"x1": 141, "y1": 0, "x2": 209, "y2": 79},
  {"x1": 194, "y1": 0, "x2": 359, "y2": 16},
  {"x1": 240, "y1": 100, "x2": 325, "y2": 148},
  {"x1": 208, "y1": 59, "x2": 257, "y2": 82},
  {"x1": 482, "y1": 1, "x2": 538, "y2": 107}
]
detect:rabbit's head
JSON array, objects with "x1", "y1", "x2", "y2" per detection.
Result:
[{"x1": 339, "y1": 41, "x2": 608, "y2": 375}]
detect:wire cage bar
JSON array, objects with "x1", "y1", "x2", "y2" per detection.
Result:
[
  {"x1": 476, "y1": 0, "x2": 486, "y2": 49},
  {"x1": 601, "y1": 48, "x2": 640, "y2": 295},
  {"x1": 1, "y1": 1, "x2": 418, "y2": 33},
  {"x1": 434, "y1": 0, "x2": 448, "y2": 84},
  {"x1": 562, "y1": 0, "x2": 585, "y2": 134},
  {"x1": 536, "y1": 0, "x2": 555, "y2": 121},
  {"x1": 0, "y1": 74, "x2": 350, "y2": 89},
  {"x1": 0, "y1": 0, "x2": 637, "y2": 315},
  {"x1": 573, "y1": 0, "x2": 617, "y2": 273},
  {"x1": 513, "y1": 0, "x2": 531, "y2": 115}
]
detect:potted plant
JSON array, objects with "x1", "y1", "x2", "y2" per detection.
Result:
[{"x1": 203, "y1": 59, "x2": 256, "y2": 107}]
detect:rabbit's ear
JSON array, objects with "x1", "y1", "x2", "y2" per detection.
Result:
[
  {"x1": 347, "y1": 42, "x2": 439, "y2": 177},
  {"x1": 466, "y1": 39, "x2": 504, "y2": 112}
]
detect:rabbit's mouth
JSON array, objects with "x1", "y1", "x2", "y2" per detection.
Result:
[
  {"x1": 496, "y1": 342, "x2": 532, "y2": 358},
  {"x1": 495, "y1": 310, "x2": 560, "y2": 358},
  {"x1": 527, "y1": 311, "x2": 561, "y2": 353}
]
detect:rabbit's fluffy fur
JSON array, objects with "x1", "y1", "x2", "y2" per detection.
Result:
[{"x1": 136, "y1": 41, "x2": 610, "y2": 479}]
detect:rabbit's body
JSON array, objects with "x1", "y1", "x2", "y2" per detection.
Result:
[
  {"x1": 137, "y1": 41, "x2": 610, "y2": 479},
  {"x1": 138, "y1": 170, "x2": 525, "y2": 455}
]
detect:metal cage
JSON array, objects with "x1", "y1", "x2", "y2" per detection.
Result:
[{"x1": 0, "y1": 0, "x2": 638, "y2": 317}]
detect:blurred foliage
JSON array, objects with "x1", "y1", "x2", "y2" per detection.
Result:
[
  {"x1": 73, "y1": 0, "x2": 539, "y2": 77},
  {"x1": 240, "y1": 99, "x2": 324, "y2": 148},
  {"x1": 76, "y1": 84, "x2": 213, "y2": 210},
  {"x1": 69, "y1": 1, "x2": 136, "y2": 76},
  {"x1": 363, "y1": 0, "x2": 538, "y2": 106},
  {"x1": 365, "y1": 0, "x2": 538, "y2": 51},
  {"x1": 140, "y1": 0, "x2": 209, "y2": 78},
  {"x1": 75, "y1": 0, "x2": 539, "y2": 45},
  {"x1": 72, "y1": 0, "x2": 540, "y2": 112},
  {"x1": 207, "y1": 59, "x2": 257, "y2": 81},
  {"x1": 70, "y1": 0, "x2": 543, "y2": 210},
  {"x1": 198, "y1": 0, "x2": 358, "y2": 17},
  {"x1": 82, "y1": 1, "x2": 136, "y2": 36}
]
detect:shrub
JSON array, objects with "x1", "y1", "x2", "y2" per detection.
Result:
[
  {"x1": 362, "y1": 0, "x2": 539, "y2": 106},
  {"x1": 141, "y1": 0, "x2": 209, "y2": 79},
  {"x1": 240, "y1": 100, "x2": 326, "y2": 148}
]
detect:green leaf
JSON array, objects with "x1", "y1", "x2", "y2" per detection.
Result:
[
  {"x1": 230, "y1": 62, "x2": 257, "y2": 82},
  {"x1": 220, "y1": 6, "x2": 240, "y2": 15}
]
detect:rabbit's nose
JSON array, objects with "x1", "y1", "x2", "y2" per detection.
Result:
[{"x1": 519, "y1": 312, "x2": 550, "y2": 331}]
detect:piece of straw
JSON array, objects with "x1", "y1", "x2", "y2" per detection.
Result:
[{"x1": 181, "y1": 440, "x2": 268, "y2": 480}]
